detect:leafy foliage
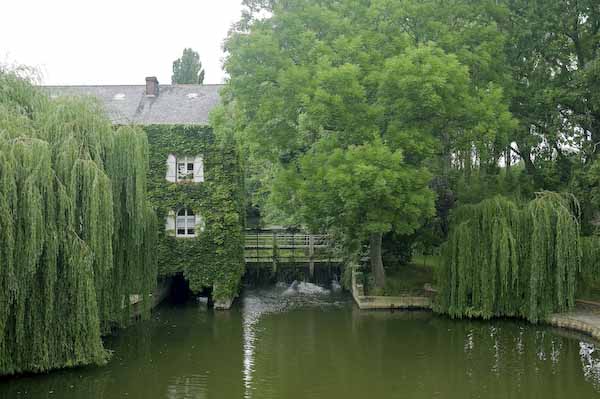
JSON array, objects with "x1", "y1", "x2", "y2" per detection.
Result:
[
  {"x1": 0, "y1": 72, "x2": 157, "y2": 375},
  {"x1": 223, "y1": 0, "x2": 518, "y2": 285},
  {"x1": 435, "y1": 193, "x2": 581, "y2": 322},
  {"x1": 144, "y1": 125, "x2": 245, "y2": 301},
  {"x1": 171, "y1": 48, "x2": 206, "y2": 84},
  {"x1": 271, "y1": 137, "x2": 435, "y2": 241}
]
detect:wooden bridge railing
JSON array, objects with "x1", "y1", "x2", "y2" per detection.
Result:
[{"x1": 244, "y1": 229, "x2": 341, "y2": 275}]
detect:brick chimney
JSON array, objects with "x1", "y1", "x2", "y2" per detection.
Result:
[{"x1": 145, "y1": 76, "x2": 159, "y2": 97}]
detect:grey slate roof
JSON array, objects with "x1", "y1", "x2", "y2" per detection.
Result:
[{"x1": 44, "y1": 84, "x2": 223, "y2": 125}]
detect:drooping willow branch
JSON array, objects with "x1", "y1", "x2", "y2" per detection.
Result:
[
  {"x1": 435, "y1": 193, "x2": 581, "y2": 322},
  {"x1": 0, "y1": 72, "x2": 157, "y2": 375}
]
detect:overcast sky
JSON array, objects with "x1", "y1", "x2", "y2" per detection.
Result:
[{"x1": 1, "y1": 0, "x2": 244, "y2": 85}]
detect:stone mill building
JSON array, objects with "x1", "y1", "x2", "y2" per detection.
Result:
[{"x1": 47, "y1": 77, "x2": 245, "y2": 309}]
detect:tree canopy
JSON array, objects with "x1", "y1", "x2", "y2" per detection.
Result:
[
  {"x1": 222, "y1": 0, "x2": 516, "y2": 286},
  {"x1": 0, "y1": 70, "x2": 157, "y2": 375},
  {"x1": 172, "y1": 48, "x2": 206, "y2": 84},
  {"x1": 435, "y1": 193, "x2": 581, "y2": 322}
]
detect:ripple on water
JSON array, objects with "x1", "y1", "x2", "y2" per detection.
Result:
[
  {"x1": 242, "y1": 281, "x2": 349, "y2": 399},
  {"x1": 3, "y1": 282, "x2": 600, "y2": 399}
]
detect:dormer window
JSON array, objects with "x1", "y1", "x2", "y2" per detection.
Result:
[{"x1": 166, "y1": 154, "x2": 204, "y2": 183}]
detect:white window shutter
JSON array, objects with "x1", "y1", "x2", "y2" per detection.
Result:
[
  {"x1": 193, "y1": 156, "x2": 204, "y2": 182},
  {"x1": 166, "y1": 154, "x2": 177, "y2": 182},
  {"x1": 165, "y1": 210, "x2": 176, "y2": 236},
  {"x1": 195, "y1": 214, "x2": 205, "y2": 233}
]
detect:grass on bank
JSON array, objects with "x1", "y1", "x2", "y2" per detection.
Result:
[
  {"x1": 366, "y1": 253, "x2": 600, "y2": 303},
  {"x1": 365, "y1": 255, "x2": 439, "y2": 297}
]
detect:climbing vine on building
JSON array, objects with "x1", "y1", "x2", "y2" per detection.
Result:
[
  {"x1": 144, "y1": 125, "x2": 245, "y2": 302},
  {"x1": 0, "y1": 72, "x2": 157, "y2": 376},
  {"x1": 435, "y1": 193, "x2": 581, "y2": 322}
]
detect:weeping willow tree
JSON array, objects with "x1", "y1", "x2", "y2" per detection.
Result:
[
  {"x1": 0, "y1": 71, "x2": 157, "y2": 375},
  {"x1": 579, "y1": 235, "x2": 600, "y2": 300},
  {"x1": 435, "y1": 193, "x2": 581, "y2": 322}
]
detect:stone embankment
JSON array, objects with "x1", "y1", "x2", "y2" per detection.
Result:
[
  {"x1": 548, "y1": 301, "x2": 600, "y2": 341},
  {"x1": 351, "y1": 269, "x2": 432, "y2": 310},
  {"x1": 352, "y1": 269, "x2": 600, "y2": 342}
]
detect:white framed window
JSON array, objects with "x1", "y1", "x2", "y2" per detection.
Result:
[
  {"x1": 165, "y1": 209, "x2": 205, "y2": 237},
  {"x1": 176, "y1": 208, "x2": 196, "y2": 237},
  {"x1": 166, "y1": 154, "x2": 204, "y2": 183},
  {"x1": 177, "y1": 157, "x2": 195, "y2": 181}
]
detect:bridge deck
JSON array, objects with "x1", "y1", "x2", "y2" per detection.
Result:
[
  {"x1": 244, "y1": 257, "x2": 343, "y2": 263},
  {"x1": 244, "y1": 230, "x2": 341, "y2": 268}
]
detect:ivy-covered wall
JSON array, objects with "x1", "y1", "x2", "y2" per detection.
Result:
[{"x1": 144, "y1": 125, "x2": 245, "y2": 302}]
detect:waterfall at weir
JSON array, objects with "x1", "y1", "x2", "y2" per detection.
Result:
[{"x1": 243, "y1": 264, "x2": 344, "y2": 287}]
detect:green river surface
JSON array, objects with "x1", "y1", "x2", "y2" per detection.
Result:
[{"x1": 2, "y1": 283, "x2": 600, "y2": 399}]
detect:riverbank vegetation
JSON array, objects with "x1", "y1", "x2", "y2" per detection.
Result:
[
  {"x1": 1, "y1": 0, "x2": 600, "y2": 378},
  {"x1": 435, "y1": 193, "x2": 581, "y2": 322},
  {"x1": 0, "y1": 70, "x2": 157, "y2": 375},
  {"x1": 379, "y1": 263, "x2": 434, "y2": 297},
  {"x1": 220, "y1": 0, "x2": 514, "y2": 289},
  {"x1": 220, "y1": 0, "x2": 600, "y2": 318}
]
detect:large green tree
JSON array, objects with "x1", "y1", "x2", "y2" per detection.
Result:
[
  {"x1": 171, "y1": 48, "x2": 206, "y2": 84},
  {"x1": 272, "y1": 138, "x2": 435, "y2": 286},
  {"x1": 485, "y1": 0, "x2": 600, "y2": 231},
  {"x1": 498, "y1": 0, "x2": 599, "y2": 176},
  {"x1": 223, "y1": 0, "x2": 514, "y2": 286},
  {"x1": 0, "y1": 71, "x2": 157, "y2": 375}
]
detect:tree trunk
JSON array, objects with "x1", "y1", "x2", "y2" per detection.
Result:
[
  {"x1": 441, "y1": 132, "x2": 452, "y2": 177},
  {"x1": 515, "y1": 141, "x2": 541, "y2": 186},
  {"x1": 589, "y1": 118, "x2": 600, "y2": 164},
  {"x1": 464, "y1": 148, "x2": 472, "y2": 181},
  {"x1": 520, "y1": 148, "x2": 536, "y2": 177},
  {"x1": 370, "y1": 232, "x2": 386, "y2": 289}
]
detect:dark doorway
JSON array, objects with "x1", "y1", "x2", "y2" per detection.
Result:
[{"x1": 167, "y1": 273, "x2": 192, "y2": 304}]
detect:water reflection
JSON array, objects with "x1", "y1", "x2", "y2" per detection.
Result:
[
  {"x1": 454, "y1": 318, "x2": 600, "y2": 394},
  {"x1": 241, "y1": 282, "x2": 343, "y2": 399},
  {"x1": 248, "y1": 299, "x2": 600, "y2": 399},
  {"x1": 166, "y1": 373, "x2": 208, "y2": 399},
  {"x1": 1, "y1": 286, "x2": 600, "y2": 399},
  {"x1": 580, "y1": 341, "x2": 600, "y2": 390}
]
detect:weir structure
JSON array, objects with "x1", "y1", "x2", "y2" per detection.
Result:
[{"x1": 244, "y1": 228, "x2": 342, "y2": 283}]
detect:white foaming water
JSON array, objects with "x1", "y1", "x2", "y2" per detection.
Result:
[
  {"x1": 283, "y1": 281, "x2": 330, "y2": 296},
  {"x1": 331, "y1": 280, "x2": 342, "y2": 291},
  {"x1": 297, "y1": 281, "x2": 330, "y2": 294}
]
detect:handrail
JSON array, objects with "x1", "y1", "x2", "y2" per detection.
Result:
[{"x1": 243, "y1": 229, "x2": 339, "y2": 265}]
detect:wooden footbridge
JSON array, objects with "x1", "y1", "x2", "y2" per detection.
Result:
[{"x1": 244, "y1": 229, "x2": 342, "y2": 278}]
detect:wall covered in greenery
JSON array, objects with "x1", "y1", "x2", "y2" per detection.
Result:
[
  {"x1": 144, "y1": 125, "x2": 245, "y2": 301},
  {"x1": 0, "y1": 72, "x2": 157, "y2": 376},
  {"x1": 435, "y1": 193, "x2": 581, "y2": 323}
]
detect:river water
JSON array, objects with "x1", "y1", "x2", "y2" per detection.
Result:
[{"x1": 2, "y1": 283, "x2": 600, "y2": 398}]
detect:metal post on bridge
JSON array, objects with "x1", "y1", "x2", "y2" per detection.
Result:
[
  {"x1": 272, "y1": 230, "x2": 278, "y2": 273},
  {"x1": 291, "y1": 232, "x2": 295, "y2": 268},
  {"x1": 309, "y1": 234, "x2": 315, "y2": 280},
  {"x1": 255, "y1": 229, "x2": 259, "y2": 263}
]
